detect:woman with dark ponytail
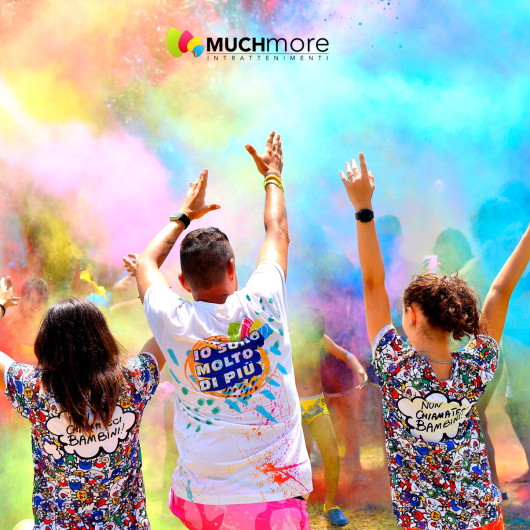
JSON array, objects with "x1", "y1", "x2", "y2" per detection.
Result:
[
  {"x1": 0, "y1": 283, "x2": 166, "y2": 529},
  {"x1": 339, "y1": 153, "x2": 530, "y2": 530}
]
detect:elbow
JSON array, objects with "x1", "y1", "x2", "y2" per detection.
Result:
[
  {"x1": 265, "y1": 219, "x2": 290, "y2": 242},
  {"x1": 362, "y1": 274, "x2": 385, "y2": 292},
  {"x1": 136, "y1": 254, "x2": 154, "y2": 271}
]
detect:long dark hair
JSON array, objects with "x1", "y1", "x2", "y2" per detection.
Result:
[
  {"x1": 403, "y1": 273, "x2": 485, "y2": 342},
  {"x1": 35, "y1": 297, "x2": 124, "y2": 434}
]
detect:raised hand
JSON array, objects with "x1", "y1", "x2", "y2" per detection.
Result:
[
  {"x1": 245, "y1": 131, "x2": 283, "y2": 177},
  {"x1": 123, "y1": 253, "x2": 139, "y2": 277},
  {"x1": 340, "y1": 152, "x2": 375, "y2": 211},
  {"x1": 0, "y1": 276, "x2": 20, "y2": 310},
  {"x1": 181, "y1": 169, "x2": 221, "y2": 221}
]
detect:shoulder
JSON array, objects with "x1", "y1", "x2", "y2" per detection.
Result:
[
  {"x1": 124, "y1": 352, "x2": 159, "y2": 378},
  {"x1": 459, "y1": 335, "x2": 499, "y2": 363},
  {"x1": 371, "y1": 325, "x2": 414, "y2": 368},
  {"x1": 246, "y1": 260, "x2": 286, "y2": 295},
  {"x1": 372, "y1": 325, "x2": 406, "y2": 354},
  {"x1": 144, "y1": 284, "x2": 190, "y2": 311},
  {"x1": 5, "y1": 361, "x2": 39, "y2": 388}
]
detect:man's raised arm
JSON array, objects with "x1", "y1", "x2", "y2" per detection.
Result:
[
  {"x1": 246, "y1": 131, "x2": 288, "y2": 278},
  {"x1": 135, "y1": 169, "x2": 220, "y2": 302}
]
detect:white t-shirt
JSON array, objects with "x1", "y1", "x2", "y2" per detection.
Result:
[{"x1": 143, "y1": 260, "x2": 312, "y2": 504}]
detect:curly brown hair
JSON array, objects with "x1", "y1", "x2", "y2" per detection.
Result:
[{"x1": 403, "y1": 273, "x2": 485, "y2": 341}]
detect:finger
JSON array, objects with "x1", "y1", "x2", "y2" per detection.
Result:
[
  {"x1": 207, "y1": 204, "x2": 221, "y2": 212},
  {"x1": 5, "y1": 276, "x2": 13, "y2": 290},
  {"x1": 266, "y1": 131, "x2": 275, "y2": 149},
  {"x1": 350, "y1": 158, "x2": 361, "y2": 178},
  {"x1": 340, "y1": 170, "x2": 348, "y2": 185},
  {"x1": 12, "y1": 301, "x2": 17, "y2": 306},
  {"x1": 13, "y1": 297, "x2": 21, "y2": 301},
  {"x1": 345, "y1": 161, "x2": 354, "y2": 179},
  {"x1": 128, "y1": 253, "x2": 139, "y2": 260},
  {"x1": 245, "y1": 144, "x2": 262, "y2": 164},
  {"x1": 245, "y1": 144, "x2": 258, "y2": 157},
  {"x1": 359, "y1": 152, "x2": 369, "y2": 178},
  {"x1": 0, "y1": 277, "x2": 5, "y2": 290}
]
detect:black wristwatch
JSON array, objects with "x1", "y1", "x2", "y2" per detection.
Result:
[
  {"x1": 170, "y1": 211, "x2": 191, "y2": 229},
  {"x1": 355, "y1": 209, "x2": 374, "y2": 223}
]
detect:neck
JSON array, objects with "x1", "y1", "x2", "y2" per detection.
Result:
[
  {"x1": 409, "y1": 335, "x2": 451, "y2": 359},
  {"x1": 193, "y1": 285, "x2": 234, "y2": 304}
]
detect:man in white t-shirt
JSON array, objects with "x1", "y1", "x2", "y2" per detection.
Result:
[{"x1": 135, "y1": 131, "x2": 312, "y2": 529}]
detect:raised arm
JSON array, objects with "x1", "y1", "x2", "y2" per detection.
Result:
[
  {"x1": 246, "y1": 131, "x2": 288, "y2": 278},
  {"x1": 136, "y1": 169, "x2": 220, "y2": 302},
  {"x1": 322, "y1": 334, "x2": 368, "y2": 389},
  {"x1": 0, "y1": 276, "x2": 20, "y2": 392},
  {"x1": 340, "y1": 153, "x2": 392, "y2": 346},
  {"x1": 481, "y1": 224, "x2": 530, "y2": 343}
]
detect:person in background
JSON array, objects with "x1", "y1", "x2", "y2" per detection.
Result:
[
  {"x1": 136, "y1": 131, "x2": 312, "y2": 529},
  {"x1": 0, "y1": 275, "x2": 49, "y2": 364},
  {"x1": 291, "y1": 305, "x2": 367, "y2": 526},
  {"x1": 429, "y1": 227, "x2": 508, "y2": 497},
  {"x1": 340, "y1": 151, "x2": 530, "y2": 529},
  {"x1": 433, "y1": 228, "x2": 473, "y2": 276},
  {"x1": 0, "y1": 275, "x2": 165, "y2": 529},
  {"x1": 123, "y1": 252, "x2": 180, "y2": 511},
  {"x1": 461, "y1": 194, "x2": 530, "y2": 488}
]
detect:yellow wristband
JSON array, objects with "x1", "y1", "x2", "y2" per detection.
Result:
[
  {"x1": 264, "y1": 180, "x2": 284, "y2": 193},
  {"x1": 264, "y1": 174, "x2": 282, "y2": 186}
]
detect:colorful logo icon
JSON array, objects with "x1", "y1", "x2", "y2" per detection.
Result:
[{"x1": 167, "y1": 29, "x2": 204, "y2": 58}]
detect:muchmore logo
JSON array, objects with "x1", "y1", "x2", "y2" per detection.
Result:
[
  {"x1": 167, "y1": 29, "x2": 329, "y2": 62},
  {"x1": 167, "y1": 29, "x2": 204, "y2": 58}
]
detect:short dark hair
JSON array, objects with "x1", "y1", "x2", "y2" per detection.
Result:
[
  {"x1": 180, "y1": 227, "x2": 234, "y2": 290},
  {"x1": 22, "y1": 275, "x2": 49, "y2": 300}
]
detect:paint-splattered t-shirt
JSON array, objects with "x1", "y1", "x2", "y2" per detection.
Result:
[
  {"x1": 143, "y1": 259, "x2": 312, "y2": 504},
  {"x1": 4, "y1": 353, "x2": 159, "y2": 529},
  {"x1": 372, "y1": 325, "x2": 502, "y2": 530}
]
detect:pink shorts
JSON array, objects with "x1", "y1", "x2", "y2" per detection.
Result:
[{"x1": 169, "y1": 487, "x2": 311, "y2": 530}]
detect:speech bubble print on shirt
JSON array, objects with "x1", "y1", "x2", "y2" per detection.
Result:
[
  {"x1": 185, "y1": 317, "x2": 272, "y2": 399},
  {"x1": 47, "y1": 406, "x2": 136, "y2": 458},
  {"x1": 397, "y1": 392, "x2": 472, "y2": 443}
]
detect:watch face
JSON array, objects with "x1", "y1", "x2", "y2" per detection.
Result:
[{"x1": 358, "y1": 209, "x2": 374, "y2": 222}]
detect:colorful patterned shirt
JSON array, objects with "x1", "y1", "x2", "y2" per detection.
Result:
[
  {"x1": 372, "y1": 325, "x2": 501, "y2": 530},
  {"x1": 4, "y1": 353, "x2": 159, "y2": 529}
]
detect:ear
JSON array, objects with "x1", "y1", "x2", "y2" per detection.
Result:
[
  {"x1": 227, "y1": 258, "x2": 236, "y2": 280},
  {"x1": 178, "y1": 273, "x2": 192, "y2": 294},
  {"x1": 409, "y1": 305, "x2": 418, "y2": 325},
  {"x1": 405, "y1": 306, "x2": 415, "y2": 326}
]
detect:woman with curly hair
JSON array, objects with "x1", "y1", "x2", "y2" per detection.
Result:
[{"x1": 339, "y1": 153, "x2": 530, "y2": 530}]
